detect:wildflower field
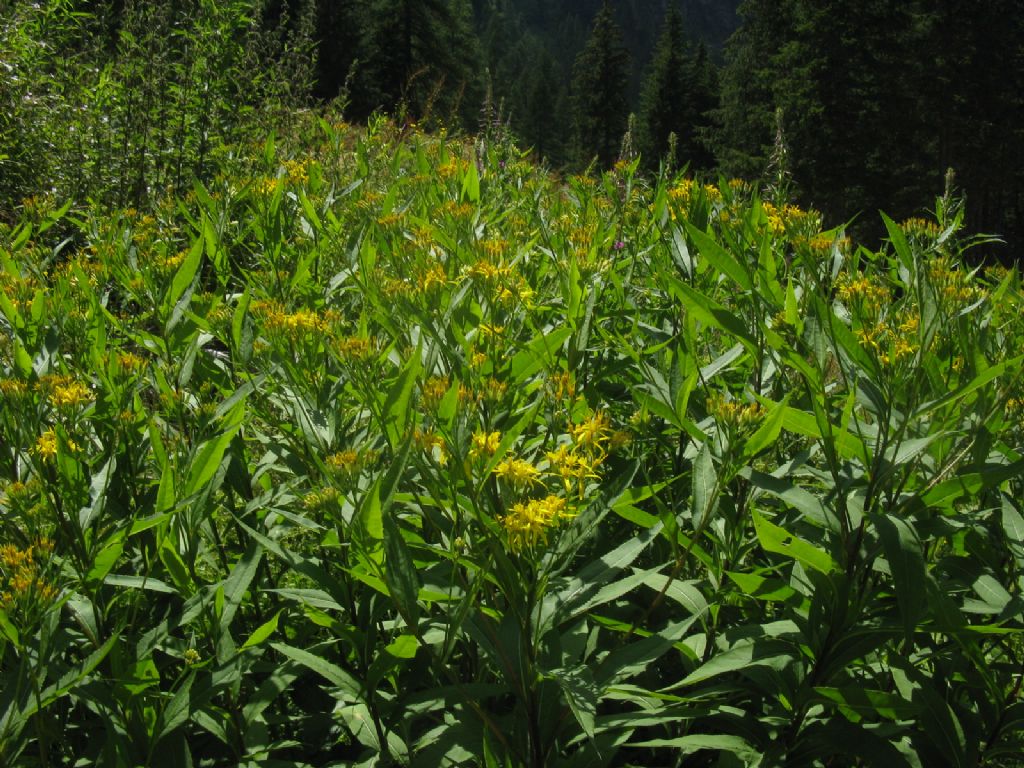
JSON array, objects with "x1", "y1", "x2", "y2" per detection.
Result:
[{"x1": 2, "y1": 118, "x2": 1024, "y2": 767}]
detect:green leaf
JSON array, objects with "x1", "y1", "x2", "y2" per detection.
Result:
[
  {"x1": 155, "y1": 460, "x2": 176, "y2": 516},
  {"x1": 814, "y1": 686, "x2": 917, "y2": 721},
  {"x1": 159, "y1": 539, "x2": 192, "y2": 593},
  {"x1": 691, "y1": 442, "x2": 716, "y2": 529},
  {"x1": 220, "y1": 540, "x2": 263, "y2": 632},
  {"x1": 875, "y1": 512, "x2": 927, "y2": 638},
  {"x1": 381, "y1": 349, "x2": 421, "y2": 448},
  {"x1": 972, "y1": 574, "x2": 1012, "y2": 611},
  {"x1": 0, "y1": 607, "x2": 19, "y2": 647},
  {"x1": 240, "y1": 609, "x2": 283, "y2": 650},
  {"x1": 667, "y1": 276, "x2": 757, "y2": 352},
  {"x1": 87, "y1": 533, "x2": 126, "y2": 587},
  {"x1": 383, "y1": 513, "x2": 422, "y2": 628},
  {"x1": 781, "y1": 406, "x2": 867, "y2": 462},
  {"x1": 231, "y1": 285, "x2": 252, "y2": 360},
  {"x1": 78, "y1": 455, "x2": 116, "y2": 532},
  {"x1": 726, "y1": 571, "x2": 799, "y2": 603},
  {"x1": 184, "y1": 412, "x2": 244, "y2": 497},
  {"x1": 270, "y1": 642, "x2": 362, "y2": 699},
  {"x1": 684, "y1": 221, "x2": 753, "y2": 291},
  {"x1": 741, "y1": 396, "x2": 789, "y2": 460},
  {"x1": 547, "y1": 666, "x2": 598, "y2": 740},
  {"x1": 741, "y1": 468, "x2": 833, "y2": 530},
  {"x1": 752, "y1": 510, "x2": 838, "y2": 574},
  {"x1": 384, "y1": 634, "x2": 419, "y2": 659},
  {"x1": 153, "y1": 673, "x2": 194, "y2": 748},
  {"x1": 918, "y1": 355, "x2": 1023, "y2": 416},
  {"x1": 672, "y1": 638, "x2": 794, "y2": 689},
  {"x1": 509, "y1": 326, "x2": 573, "y2": 383},
  {"x1": 164, "y1": 234, "x2": 203, "y2": 319},
  {"x1": 461, "y1": 159, "x2": 480, "y2": 203},
  {"x1": 629, "y1": 733, "x2": 762, "y2": 765},
  {"x1": 537, "y1": 522, "x2": 663, "y2": 633},
  {"x1": 921, "y1": 461, "x2": 1024, "y2": 509}
]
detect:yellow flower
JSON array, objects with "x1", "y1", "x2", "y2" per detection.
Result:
[
  {"x1": 546, "y1": 443, "x2": 601, "y2": 497},
  {"x1": 326, "y1": 450, "x2": 361, "y2": 474},
  {"x1": 494, "y1": 457, "x2": 541, "y2": 489},
  {"x1": 571, "y1": 411, "x2": 612, "y2": 453},
  {"x1": 501, "y1": 495, "x2": 573, "y2": 551},
  {"x1": 48, "y1": 379, "x2": 91, "y2": 409},
  {"x1": 549, "y1": 370, "x2": 575, "y2": 401},
  {"x1": 414, "y1": 430, "x2": 449, "y2": 466},
  {"x1": 421, "y1": 376, "x2": 450, "y2": 410},
  {"x1": 470, "y1": 430, "x2": 501, "y2": 460},
  {"x1": 0, "y1": 379, "x2": 29, "y2": 397},
  {"x1": 418, "y1": 263, "x2": 447, "y2": 294},
  {"x1": 35, "y1": 430, "x2": 58, "y2": 459}
]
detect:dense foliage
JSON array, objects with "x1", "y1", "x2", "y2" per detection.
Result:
[{"x1": 2, "y1": 2, "x2": 1024, "y2": 766}]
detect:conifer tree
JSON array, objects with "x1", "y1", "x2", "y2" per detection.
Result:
[
  {"x1": 519, "y1": 51, "x2": 568, "y2": 163},
  {"x1": 637, "y1": 3, "x2": 689, "y2": 169},
  {"x1": 359, "y1": 0, "x2": 481, "y2": 125},
  {"x1": 715, "y1": 0, "x2": 795, "y2": 179},
  {"x1": 312, "y1": 0, "x2": 369, "y2": 103},
  {"x1": 570, "y1": 1, "x2": 630, "y2": 168}
]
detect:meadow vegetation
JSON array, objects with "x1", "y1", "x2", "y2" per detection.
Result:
[{"x1": 2, "y1": 2, "x2": 1024, "y2": 767}]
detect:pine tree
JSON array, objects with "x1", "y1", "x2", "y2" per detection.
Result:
[
  {"x1": 359, "y1": 0, "x2": 481, "y2": 126},
  {"x1": 518, "y1": 50, "x2": 568, "y2": 163},
  {"x1": 686, "y1": 41, "x2": 719, "y2": 172},
  {"x1": 570, "y1": 1, "x2": 630, "y2": 168},
  {"x1": 312, "y1": 0, "x2": 369, "y2": 103},
  {"x1": 714, "y1": 0, "x2": 796, "y2": 179},
  {"x1": 637, "y1": 3, "x2": 690, "y2": 169}
]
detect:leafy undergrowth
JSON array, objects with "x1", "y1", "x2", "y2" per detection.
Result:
[{"x1": 2, "y1": 117, "x2": 1024, "y2": 767}]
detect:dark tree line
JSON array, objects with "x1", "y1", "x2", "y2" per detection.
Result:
[{"x1": 716, "y1": 0, "x2": 1024, "y2": 250}]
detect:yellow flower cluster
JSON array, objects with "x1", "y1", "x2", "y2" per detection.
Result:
[
  {"x1": 40, "y1": 374, "x2": 92, "y2": 409},
  {"x1": 549, "y1": 370, "x2": 575, "y2": 402},
  {"x1": 437, "y1": 160, "x2": 463, "y2": 179},
  {"x1": 500, "y1": 495, "x2": 573, "y2": 551},
  {"x1": 571, "y1": 410, "x2": 613, "y2": 453},
  {"x1": 325, "y1": 448, "x2": 378, "y2": 477},
  {"x1": 1, "y1": 539, "x2": 58, "y2": 613},
  {"x1": 414, "y1": 429, "x2": 449, "y2": 466},
  {"x1": 283, "y1": 159, "x2": 310, "y2": 185},
  {"x1": 855, "y1": 319, "x2": 919, "y2": 367},
  {"x1": 471, "y1": 430, "x2": 502, "y2": 460},
  {"x1": 34, "y1": 430, "x2": 62, "y2": 459},
  {"x1": 417, "y1": 262, "x2": 448, "y2": 294},
  {"x1": 900, "y1": 217, "x2": 941, "y2": 240},
  {"x1": 927, "y1": 257, "x2": 983, "y2": 306},
  {"x1": 154, "y1": 250, "x2": 187, "y2": 274},
  {"x1": 547, "y1": 411, "x2": 624, "y2": 497},
  {"x1": 707, "y1": 393, "x2": 764, "y2": 432},
  {"x1": 546, "y1": 443, "x2": 601, "y2": 497},
  {"x1": 0, "y1": 379, "x2": 29, "y2": 398},
  {"x1": 480, "y1": 239, "x2": 509, "y2": 260},
  {"x1": 116, "y1": 351, "x2": 147, "y2": 373},
  {"x1": 254, "y1": 300, "x2": 328, "y2": 340},
  {"x1": 303, "y1": 486, "x2": 339, "y2": 511},
  {"x1": 253, "y1": 176, "x2": 280, "y2": 197},
  {"x1": 437, "y1": 201, "x2": 475, "y2": 219},
  {"x1": 837, "y1": 274, "x2": 890, "y2": 312},
  {"x1": 376, "y1": 212, "x2": 405, "y2": 229},
  {"x1": 494, "y1": 457, "x2": 541, "y2": 490},
  {"x1": 421, "y1": 376, "x2": 450, "y2": 410},
  {"x1": 334, "y1": 335, "x2": 377, "y2": 363}
]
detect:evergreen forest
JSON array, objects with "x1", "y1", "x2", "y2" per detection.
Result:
[{"x1": 2, "y1": 1, "x2": 1024, "y2": 766}]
